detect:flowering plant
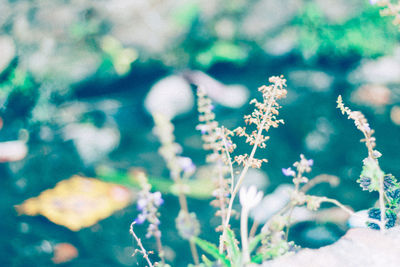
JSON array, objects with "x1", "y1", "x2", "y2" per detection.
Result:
[{"x1": 129, "y1": 77, "x2": 399, "y2": 266}]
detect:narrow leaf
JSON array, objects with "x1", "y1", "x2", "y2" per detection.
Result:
[
  {"x1": 193, "y1": 237, "x2": 230, "y2": 267},
  {"x1": 225, "y1": 228, "x2": 241, "y2": 264},
  {"x1": 248, "y1": 233, "x2": 265, "y2": 254},
  {"x1": 201, "y1": 255, "x2": 214, "y2": 267},
  {"x1": 250, "y1": 253, "x2": 263, "y2": 264}
]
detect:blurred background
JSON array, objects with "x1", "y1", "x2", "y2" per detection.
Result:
[{"x1": 1, "y1": 0, "x2": 400, "y2": 266}]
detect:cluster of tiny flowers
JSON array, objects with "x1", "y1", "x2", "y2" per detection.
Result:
[
  {"x1": 153, "y1": 114, "x2": 196, "y2": 181},
  {"x1": 196, "y1": 87, "x2": 236, "y2": 163},
  {"x1": 280, "y1": 155, "x2": 326, "y2": 211},
  {"x1": 175, "y1": 211, "x2": 201, "y2": 240},
  {"x1": 337, "y1": 96, "x2": 381, "y2": 159},
  {"x1": 234, "y1": 76, "x2": 287, "y2": 168},
  {"x1": 134, "y1": 171, "x2": 164, "y2": 239},
  {"x1": 282, "y1": 154, "x2": 313, "y2": 186},
  {"x1": 196, "y1": 87, "x2": 234, "y2": 230}
]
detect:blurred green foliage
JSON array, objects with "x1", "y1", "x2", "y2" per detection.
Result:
[
  {"x1": 295, "y1": 3, "x2": 400, "y2": 59},
  {"x1": 96, "y1": 166, "x2": 214, "y2": 199}
]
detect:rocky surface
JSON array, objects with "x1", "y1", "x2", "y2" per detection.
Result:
[{"x1": 263, "y1": 226, "x2": 400, "y2": 267}]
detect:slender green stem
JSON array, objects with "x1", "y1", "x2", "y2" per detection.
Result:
[
  {"x1": 320, "y1": 197, "x2": 383, "y2": 226},
  {"x1": 249, "y1": 220, "x2": 259, "y2": 238},
  {"x1": 241, "y1": 207, "x2": 250, "y2": 264},
  {"x1": 221, "y1": 127, "x2": 235, "y2": 194},
  {"x1": 154, "y1": 226, "x2": 165, "y2": 264}
]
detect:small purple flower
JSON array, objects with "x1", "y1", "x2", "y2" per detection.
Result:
[
  {"x1": 282, "y1": 167, "x2": 296, "y2": 177},
  {"x1": 226, "y1": 141, "x2": 233, "y2": 148},
  {"x1": 137, "y1": 198, "x2": 147, "y2": 211},
  {"x1": 307, "y1": 159, "x2": 314, "y2": 167},
  {"x1": 196, "y1": 124, "x2": 209, "y2": 134},
  {"x1": 152, "y1": 191, "x2": 164, "y2": 206},
  {"x1": 363, "y1": 124, "x2": 371, "y2": 133},
  {"x1": 134, "y1": 214, "x2": 146, "y2": 224},
  {"x1": 369, "y1": 0, "x2": 379, "y2": 5},
  {"x1": 178, "y1": 157, "x2": 196, "y2": 174}
]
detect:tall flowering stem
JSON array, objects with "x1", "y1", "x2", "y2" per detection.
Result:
[
  {"x1": 133, "y1": 171, "x2": 165, "y2": 264},
  {"x1": 196, "y1": 87, "x2": 235, "y2": 232},
  {"x1": 221, "y1": 76, "x2": 287, "y2": 251},
  {"x1": 337, "y1": 96, "x2": 386, "y2": 232},
  {"x1": 281, "y1": 155, "x2": 313, "y2": 239},
  {"x1": 153, "y1": 114, "x2": 200, "y2": 265}
]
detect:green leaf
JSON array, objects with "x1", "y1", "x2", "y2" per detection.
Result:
[
  {"x1": 193, "y1": 237, "x2": 230, "y2": 267},
  {"x1": 250, "y1": 253, "x2": 263, "y2": 264},
  {"x1": 359, "y1": 158, "x2": 384, "y2": 192},
  {"x1": 225, "y1": 228, "x2": 241, "y2": 264},
  {"x1": 248, "y1": 233, "x2": 265, "y2": 255},
  {"x1": 201, "y1": 255, "x2": 214, "y2": 267},
  {"x1": 96, "y1": 166, "x2": 213, "y2": 199},
  {"x1": 172, "y1": 2, "x2": 199, "y2": 28}
]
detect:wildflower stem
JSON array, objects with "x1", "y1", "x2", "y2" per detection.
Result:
[
  {"x1": 249, "y1": 220, "x2": 260, "y2": 238},
  {"x1": 300, "y1": 175, "x2": 339, "y2": 193},
  {"x1": 285, "y1": 206, "x2": 295, "y2": 241},
  {"x1": 221, "y1": 83, "x2": 278, "y2": 253},
  {"x1": 154, "y1": 226, "x2": 165, "y2": 264},
  {"x1": 176, "y1": 182, "x2": 200, "y2": 265},
  {"x1": 240, "y1": 207, "x2": 250, "y2": 264},
  {"x1": 225, "y1": 84, "x2": 277, "y2": 228},
  {"x1": 319, "y1": 197, "x2": 383, "y2": 227},
  {"x1": 217, "y1": 163, "x2": 228, "y2": 228},
  {"x1": 221, "y1": 126, "x2": 235, "y2": 194},
  {"x1": 378, "y1": 171, "x2": 386, "y2": 233},
  {"x1": 130, "y1": 223, "x2": 154, "y2": 267}
]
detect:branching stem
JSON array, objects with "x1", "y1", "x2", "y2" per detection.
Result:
[{"x1": 130, "y1": 223, "x2": 154, "y2": 267}]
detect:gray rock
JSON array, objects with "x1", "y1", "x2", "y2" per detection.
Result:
[
  {"x1": 0, "y1": 36, "x2": 15, "y2": 74},
  {"x1": 314, "y1": 0, "x2": 364, "y2": 23},
  {"x1": 144, "y1": 75, "x2": 194, "y2": 119},
  {"x1": 263, "y1": 28, "x2": 299, "y2": 56},
  {"x1": 288, "y1": 70, "x2": 334, "y2": 92},
  {"x1": 348, "y1": 47, "x2": 400, "y2": 85},
  {"x1": 263, "y1": 227, "x2": 400, "y2": 267},
  {"x1": 241, "y1": 0, "x2": 302, "y2": 38}
]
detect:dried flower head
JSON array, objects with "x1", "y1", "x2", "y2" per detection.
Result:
[
  {"x1": 337, "y1": 95, "x2": 380, "y2": 160},
  {"x1": 176, "y1": 211, "x2": 201, "y2": 240},
  {"x1": 233, "y1": 76, "x2": 287, "y2": 168}
]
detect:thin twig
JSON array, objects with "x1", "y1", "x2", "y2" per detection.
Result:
[
  {"x1": 130, "y1": 223, "x2": 154, "y2": 267},
  {"x1": 249, "y1": 220, "x2": 259, "y2": 238}
]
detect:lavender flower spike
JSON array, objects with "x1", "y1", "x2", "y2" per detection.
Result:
[
  {"x1": 152, "y1": 191, "x2": 164, "y2": 206},
  {"x1": 134, "y1": 214, "x2": 146, "y2": 224},
  {"x1": 282, "y1": 167, "x2": 296, "y2": 177},
  {"x1": 178, "y1": 156, "x2": 196, "y2": 174},
  {"x1": 307, "y1": 159, "x2": 314, "y2": 167}
]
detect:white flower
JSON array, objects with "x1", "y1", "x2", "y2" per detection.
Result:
[{"x1": 239, "y1": 185, "x2": 263, "y2": 210}]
